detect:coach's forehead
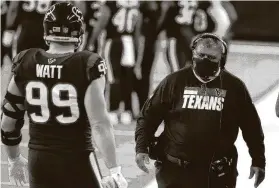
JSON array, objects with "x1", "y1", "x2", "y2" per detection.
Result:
[{"x1": 194, "y1": 38, "x2": 223, "y2": 59}]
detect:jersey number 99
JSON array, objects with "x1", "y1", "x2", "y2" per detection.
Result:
[{"x1": 26, "y1": 81, "x2": 80, "y2": 124}]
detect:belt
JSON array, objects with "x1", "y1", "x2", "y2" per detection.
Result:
[{"x1": 166, "y1": 154, "x2": 190, "y2": 168}]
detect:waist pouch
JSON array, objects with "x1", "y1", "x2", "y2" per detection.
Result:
[
  {"x1": 211, "y1": 157, "x2": 233, "y2": 177},
  {"x1": 210, "y1": 156, "x2": 237, "y2": 188}
]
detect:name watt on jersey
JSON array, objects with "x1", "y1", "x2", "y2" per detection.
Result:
[
  {"x1": 182, "y1": 87, "x2": 227, "y2": 111},
  {"x1": 36, "y1": 64, "x2": 63, "y2": 79}
]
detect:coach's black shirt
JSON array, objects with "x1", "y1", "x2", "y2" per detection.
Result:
[{"x1": 135, "y1": 67, "x2": 265, "y2": 168}]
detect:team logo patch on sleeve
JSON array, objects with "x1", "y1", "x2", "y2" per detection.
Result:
[{"x1": 182, "y1": 87, "x2": 227, "y2": 111}]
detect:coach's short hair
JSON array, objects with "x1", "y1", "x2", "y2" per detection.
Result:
[{"x1": 194, "y1": 37, "x2": 224, "y2": 54}]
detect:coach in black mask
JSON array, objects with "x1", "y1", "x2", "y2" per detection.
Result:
[{"x1": 135, "y1": 33, "x2": 265, "y2": 188}]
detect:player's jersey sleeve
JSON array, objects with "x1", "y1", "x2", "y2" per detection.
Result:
[{"x1": 86, "y1": 53, "x2": 107, "y2": 82}]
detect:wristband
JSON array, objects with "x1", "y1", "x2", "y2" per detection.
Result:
[
  {"x1": 109, "y1": 166, "x2": 121, "y2": 175},
  {"x1": 8, "y1": 154, "x2": 22, "y2": 164}
]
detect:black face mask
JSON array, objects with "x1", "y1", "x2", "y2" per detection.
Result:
[{"x1": 193, "y1": 57, "x2": 220, "y2": 81}]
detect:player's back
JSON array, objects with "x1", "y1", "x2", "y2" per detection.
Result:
[
  {"x1": 13, "y1": 48, "x2": 105, "y2": 153},
  {"x1": 106, "y1": 0, "x2": 140, "y2": 39}
]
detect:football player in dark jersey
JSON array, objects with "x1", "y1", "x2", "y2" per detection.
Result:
[
  {"x1": 1, "y1": 2, "x2": 128, "y2": 188},
  {"x1": 91, "y1": 0, "x2": 142, "y2": 125},
  {"x1": 81, "y1": 0, "x2": 106, "y2": 54},
  {"x1": 162, "y1": 0, "x2": 231, "y2": 72},
  {"x1": 5, "y1": 0, "x2": 52, "y2": 57}
]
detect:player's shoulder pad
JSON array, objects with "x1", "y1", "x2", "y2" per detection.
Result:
[
  {"x1": 12, "y1": 48, "x2": 41, "y2": 63},
  {"x1": 12, "y1": 48, "x2": 40, "y2": 72},
  {"x1": 12, "y1": 49, "x2": 29, "y2": 63},
  {"x1": 12, "y1": 49, "x2": 31, "y2": 73},
  {"x1": 84, "y1": 51, "x2": 107, "y2": 82}
]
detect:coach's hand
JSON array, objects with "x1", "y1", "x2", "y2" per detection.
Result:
[
  {"x1": 8, "y1": 154, "x2": 29, "y2": 187},
  {"x1": 136, "y1": 153, "x2": 150, "y2": 173},
  {"x1": 249, "y1": 166, "x2": 265, "y2": 188}
]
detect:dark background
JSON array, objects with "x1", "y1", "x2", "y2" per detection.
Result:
[{"x1": 231, "y1": 1, "x2": 279, "y2": 42}]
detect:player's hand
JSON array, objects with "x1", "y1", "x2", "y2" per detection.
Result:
[
  {"x1": 135, "y1": 153, "x2": 150, "y2": 173},
  {"x1": 86, "y1": 44, "x2": 95, "y2": 52},
  {"x1": 101, "y1": 176, "x2": 117, "y2": 188},
  {"x1": 8, "y1": 154, "x2": 29, "y2": 186},
  {"x1": 2, "y1": 30, "x2": 15, "y2": 47},
  {"x1": 109, "y1": 166, "x2": 128, "y2": 188},
  {"x1": 249, "y1": 166, "x2": 265, "y2": 188}
]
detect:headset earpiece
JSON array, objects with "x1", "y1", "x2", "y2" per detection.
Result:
[{"x1": 190, "y1": 33, "x2": 228, "y2": 69}]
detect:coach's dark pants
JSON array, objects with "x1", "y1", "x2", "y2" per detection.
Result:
[
  {"x1": 155, "y1": 160, "x2": 237, "y2": 188},
  {"x1": 28, "y1": 149, "x2": 100, "y2": 188}
]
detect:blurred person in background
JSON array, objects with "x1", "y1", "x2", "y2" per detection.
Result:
[
  {"x1": 1, "y1": 0, "x2": 13, "y2": 103},
  {"x1": 221, "y1": 0, "x2": 238, "y2": 44},
  {"x1": 79, "y1": 0, "x2": 104, "y2": 53},
  {"x1": 91, "y1": 0, "x2": 142, "y2": 125},
  {"x1": 5, "y1": 0, "x2": 85, "y2": 57},
  {"x1": 1, "y1": 2, "x2": 128, "y2": 188},
  {"x1": 5, "y1": 0, "x2": 52, "y2": 58},
  {"x1": 136, "y1": 1, "x2": 167, "y2": 110},
  {"x1": 135, "y1": 33, "x2": 265, "y2": 188},
  {"x1": 1, "y1": 0, "x2": 12, "y2": 67},
  {"x1": 161, "y1": 0, "x2": 232, "y2": 72}
]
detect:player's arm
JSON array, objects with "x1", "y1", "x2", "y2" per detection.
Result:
[
  {"x1": 84, "y1": 56, "x2": 128, "y2": 187},
  {"x1": 6, "y1": 1, "x2": 19, "y2": 30},
  {"x1": 157, "y1": 1, "x2": 173, "y2": 33},
  {"x1": 221, "y1": 1, "x2": 238, "y2": 25},
  {"x1": 208, "y1": 1, "x2": 231, "y2": 38},
  {"x1": 84, "y1": 56, "x2": 118, "y2": 169},
  {"x1": 3, "y1": 1, "x2": 19, "y2": 48},
  {"x1": 1, "y1": 76, "x2": 25, "y2": 160},
  {"x1": 87, "y1": 3, "x2": 111, "y2": 51},
  {"x1": 133, "y1": 11, "x2": 143, "y2": 68}
]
